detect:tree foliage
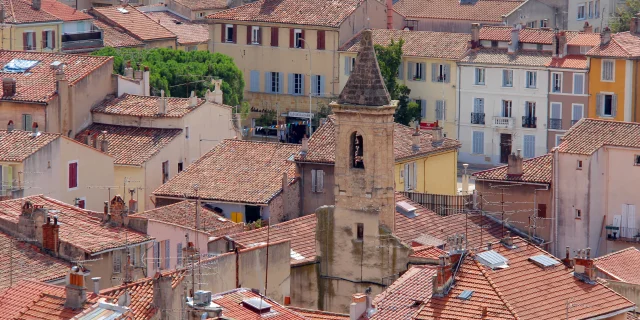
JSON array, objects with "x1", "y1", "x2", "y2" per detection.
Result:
[
  {"x1": 92, "y1": 47, "x2": 245, "y2": 106},
  {"x1": 610, "y1": 0, "x2": 640, "y2": 32},
  {"x1": 374, "y1": 39, "x2": 421, "y2": 126}
]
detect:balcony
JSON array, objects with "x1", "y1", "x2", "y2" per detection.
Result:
[
  {"x1": 548, "y1": 118, "x2": 562, "y2": 130},
  {"x1": 522, "y1": 116, "x2": 537, "y2": 128},
  {"x1": 470, "y1": 112, "x2": 485, "y2": 125},
  {"x1": 492, "y1": 116, "x2": 514, "y2": 129},
  {"x1": 61, "y1": 31, "x2": 103, "y2": 52},
  {"x1": 606, "y1": 225, "x2": 640, "y2": 242}
]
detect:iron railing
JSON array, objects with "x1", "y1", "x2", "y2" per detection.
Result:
[
  {"x1": 400, "y1": 191, "x2": 473, "y2": 216},
  {"x1": 522, "y1": 116, "x2": 537, "y2": 128},
  {"x1": 471, "y1": 112, "x2": 485, "y2": 125},
  {"x1": 548, "y1": 118, "x2": 562, "y2": 130}
]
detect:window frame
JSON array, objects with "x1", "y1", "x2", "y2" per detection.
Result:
[
  {"x1": 577, "y1": 3, "x2": 586, "y2": 20},
  {"x1": 271, "y1": 72, "x2": 280, "y2": 93},
  {"x1": 502, "y1": 69, "x2": 513, "y2": 87},
  {"x1": 293, "y1": 73, "x2": 303, "y2": 95},
  {"x1": 556, "y1": 134, "x2": 564, "y2": 146},
  {"x1": 634, "y1": 155, "x2": 640, "y2": 166},
  {"x1": 588, "y1": 1, "x2": 593, "y2": 18},
  {"x1": 502, "y1": 100, "x2": 513, "y2": 117},
  {"x1": 22, "y1": 114, "x2": 32, "y2": 131},
  {"x1": 436, "y1": 100, "x2": 446, "y2": 120},
  {"x1": 577, "y1": 160, "x2": 583, "y2": 170},
  {"x1": 475, "y1": 68, "x2": 485, "y2": 85},
  {"x1": 68, "y1": 160, "x2": 79, "y2": 190},
  {"x1": 113, "y1": 250, "x2": 122, "y2": 274},
  {"x1": 551, "y1": 72, "x2": 562, "y2": 93},
  {"x1": 162, "y1": 160, "x2": 169, "y2": 184},
  {"x1": 572, "y1": 103, "x2": 584, "y2": 121},
  {"x1": 356, "y1": 223, "x2": 364, "y2": 241},
  {"x1": 251, "y1": 26, "x2": 260, "y2": 44},
  {"x1": 525, "y1": 70, "x2": 537, "y2": 88},
  {"x1": 225, "y1": 24, "x2": 234, "y2": 43},
  {"x1": 595, "y1": 0, "x2": 600, "y2": 17},
  {"x1": 575, "y1": 208, "x2": 582, "y2": 219},
  {"x1": 415, "y1": 63, "x2": 423, "y2": 80},
  {"x1": 24, "y1": 31, "x2": 36, "y2": 50},
  {"x1": 573, "y1": 73, "x2": 585, "y2": 94},
  {"x1": 601, "y1": 59, "x2": 615, "y2": 82},
  {"x1": 436, "y1": 64, "x2": 447, "y2": 82},
  {"x1": 43, "y1": 29, "x2": 55, "y2": 50},
  {"x1": 602, "y1": 93, "x2": 614, "y2": 116},
  {"x1": 313, "y1": 75, "x2": 322, "y2": 96},
  {"x1": 294, "y1": 28, "x2": 303, "y2": 48}
]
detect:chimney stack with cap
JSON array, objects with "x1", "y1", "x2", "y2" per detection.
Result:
[
  {"x1": 412, "y1": 126, "x2": 421, "y2": 151},
  {"x1": 189, "y1": 91, "x2": 198, "y2": 107},
  {"x1": 100, "y1": 131, "x2": 109, "y2": 153},
  {"x1": 471, "y1": 23, "x2": 480, "y2": 49},
  {"x1": 91, "y1": 277, "x2": 101, "y2": 295},
  {"x1": 601, "y1": 27, "x2": 611, "y2": 46},
  {"x1": 574, "y1": 247, "x2": 597, "y2": 283},
  {"x1": 32, "y1": 0, "x2": 41, "y2": 10},
  {"x1": 65, "y1": 266, "x2": 88, "y2": 309},
  {"x1": 583, "y1": 21, "x2": 593, "y2": 33},
  {"x1": 157, "y1": 90, "x2": 166, "y2": 114},
  {"x1": 631, "y1": 13, "x2": 640, "y2": 35},
  {"x1": 42, "y1": 215, "x2": 60, "y2": 254},
  {"x1": 124, "y1": 61, "x2": 133, "y2": 78},
  {"x1": 300, "y1": 135, "x2": 309, "y2": 156},
  {"x1": 508, "y1": 25, "x2": 521, "y2": 53},
  {"x1": 3, "y1": 78, "x2": 16, "y2": 97},
  {"x1": 507, "y1": 149, "x2": 523, "y2": 177},
  {"x1": 349, "y1": 290, "x2": 373, "y2": 320},
  {"x1": 92, "y1": 132, "x2": 99, "y2": 149},
  {"x1": 211, "y1": 79, "x2": 223, "y2": 104},
  {"x1": 31, "y1": 122, "x2": 39, "y2": 136},
  {"x1": 558, "y1": 31, "x2": 567, "y2": 58},
  {"x1": 432, "y1": 254, "x2": 454, "y2": 297}
]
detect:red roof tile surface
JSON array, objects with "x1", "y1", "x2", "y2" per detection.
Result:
[
  {"x1": 0, "y1": 232, "x2": 69, "y2": 290},
  {"x1": 370, "y1": 266, "x2": 437, "y2": 320},
  {"x1": 173, "y1": 0, "x2": 227, "y2": 10},
  {"x1": 91, "y1": 5, "x2": 176, "y2": 41},
  {"x1": 1, "y1": 0, "x2": 61, "y2": 23},
  {"x1": 40, "y1": 0, "x2": 92, "y2": 21},
  {"x1": 154, "y1": 139, "x2": 300, "y2": 204},
  {"x1": 0, "y1": 195, "x2": 152, "y2": 254},
  {"x1": 460, "y1": 48, "x2": 553, "y2": 66},
  {"x1": 206, "y1": 0, "x2": 363, "y2": 27},
  {"x1": 212, "y1": 288, "x2": 306, "y2": 319},
  {"x1": 287, "y1": 307, "x2": 349, "y2": 320},
  {"x1": 295, "y1": 117, "x2": 459, "y2": 164},
  {"x1": 145, "y1": 11, "x2": 209, "y2": 45},
  {"x1": 480, "y1": 26, "x2": 555, "y2": 44},
  {"x1": 587, "y1": 32, "x2": 640, "y2": 58},
  {"x1": 393, "y1": 0, "x2": 523, "y2": 22},
  {"x1": 594, "y1": 247, "x2": 640, "y2": 285},
  {"x1": 567, "y1": 32, "x2": 601, "y2": 46},
  {"x1": 75, "y1": 123, "x2": 182, "y2": 166},
  {"x1": 0, "y1": 130, "x2": 60, "y2": 162},
  {"x1": 558, "y1": 118, "x2": 640, "y2": 155},
  {"x1": 0, "y1": 51, "x2": 112, "y2": 103},
  {"x1": 340, "y1": 29, "x2": 471, "y2": 60},
  {"x1": 547, "y1": 55, "x2": 588, "y2": 69},
  {"x1": 93, "y1": 20, "x2": 145, "y2": 48},
  {"x1": 92, "y1": 93, "x2": 205, "y2": 118},
  {"x1": 409, "y1": 245, "x2": 447, "y2": 260},
  {"x1": 473, "y1": 153, "x2": 553, "y2": 184}
]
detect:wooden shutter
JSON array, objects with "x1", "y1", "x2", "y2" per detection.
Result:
[
  {"x1": 300, "y1": 29, "x2": 305, "y2": 48},
  {"x1": 220, "y1": 24, "x2": 225, "y2": 42},
  {"x1": 271, "y1": 27, "x2": 278, "y2": 46},
  {"x1": 42, "y1": 30, "x2": 46, "y2": 49},
  {"x1": 22, "y1": 32, "x2": 28, "y2": 50},
  {"x1": 311, "y1": 169, "x2": 317, "y2": 193},
  {"x1": 319, "y1": 76, "x2": 325, "y2": 97},
  {"x1": 232, "y1": 24, "x2": 237, "y2": 43},
  {"x1": 68, "y1": 162, "x2": 78, "y2": 188},
  {"x1": 258, "y1": 27, "x2": 262, "y2": 44},
  {"x1": 317, "y1": 170, "x2": 324, "y2": 192},
  {"x1": 407, "y1": 62, "x2": 414, "y2": 80},
  {"x1": 317, "y1": 30, "x2": 325, "y2": 50},
  {"x1": 443, "y1": 64, "x2": 450, "y2": 83},
  {"x1": 596, "y1": 93, "x2": 602, "y2": 116},
  {"x1": 247, "y1": 25, "x2": 252, "y2": 44},
  {"x1": 52, "y1": 30, "x2": 55, "y2": 49},
  {"x1": 612, "y1": 94, "x2": 618, "y2": 117},
  {"x1": 78, "y1": 200, "x2": 85, "y2": 209},
  {"x1": 164, "y1": 240, "x2": 170, "y2": 269},
  {"x1": 289, "y1": 28, "x2": 294, "y2": 48}
]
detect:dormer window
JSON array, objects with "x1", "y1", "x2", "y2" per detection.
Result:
[{"x1": 351, "y1": 132, "x2": 364, "y2": 169}]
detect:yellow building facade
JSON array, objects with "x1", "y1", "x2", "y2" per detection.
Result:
[
  {"x1": 394, "y1": 149, "x2": 458, "y2": 195},
  {"x1": 0, "y1": 23, "x2": 63, "y2": 52}
]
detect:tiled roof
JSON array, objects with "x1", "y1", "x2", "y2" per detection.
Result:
[
  {"x1": 587, "y1": 32, "x2": 640, "y2": 58},
  {"x1": 130, "y1": 201, "x2": 243, "y2": 236},
  {"x1": 0, "y1": 51, "x2": 112, "y2": 103},
  {"x1": 231, "y1": 214, "x2": 317, "y2": 266},
  {"x1": 75, "y1": 123, "x2": 182, "y2": 166},
  {"x1": 0, "y1": 195, "x2": 152, "y2": 254},
  {"x1": 338, "y1": 29, "x2": 390, "y2": 106},
  {"x1": 145, "y1": 11, "x2": 209, "y2": 45},
  {"x1": 393, "y1": 0, "x2": 523, "y2": 22},
  {"x1": 295, "y1": 116, "x2": 460, "y2": 164},
  {"x1": 594, "y1": 247, "x2": 640, "y2": 285},
  {"x1": 40, "y1": 0, "x2": 92, "y2": 21},
  {"x1": 558, "y1": 118, "x2": 640, "y2": 155},
  {"x1": 628, "y1": 312, "x2": 640, "y2": 320},
  {"x1": 460, "y1": 48, "x2": 553, "y2": 67},
  {"x1": 409, "y1": 245, "x2": 447, "y2": 260},
  {"x1": 100, "y1": 270, "x2": 186, "y2": 320},
  {"x1": 173, "y1": 0, "x2": 227, "y2": 10},
  {"x1": 91, "y1": 5, "x2": 176, "y2": 41},
  {"x1": 286, "y1": 307, "x2": 349, "y2": 320},
  {"x1": 370, "y1": 266, "x2": 437, "y2": 320},
  {"x1": 567, "y1": 32, "x2": 601, "y2": 46},
  {"x1": 480, "y1": 26, "x2": 555, "y2": 44},
  {"x1": 473, "y1": 153, "x2": 552, "y2": 184},
  {"x1": 0, "y1": 232, "x2": 69, "y2": 290},
  {"x1": 2, "y1": 0, "x2": 61, "y2": 24},
  {"x1": 206, "y1": 0, "x2": 363, "y2": 27},
  {"x1": 0, "y1": 130, "x2": 60, "y2": 162},
  {"x1": 340, "y1": 29, "x2": 471, "y2": 60},
  {"x1": 93, "y1": 20, "x2": 144, "y2": 48},
  {"x1": 92, "y1": 94, "x2": 205, "y2": 118},
  {"x1": 547, "y1": 55, "x2": 588, "y2": 69},
  {"x1": 211, "y1": 288, "x2": 306, "y2": 320},
  {"x1": 153, "y1": 139, "x2": 300, "y2": 204}
]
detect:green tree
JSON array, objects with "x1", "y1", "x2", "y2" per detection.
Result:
[
  {"x1": 374, "y1": 39, "x2": 421, "y2": 125},
  {"x1": 610, "y1": 0, "x2": 640, "y2": 32},
  {"x1": 92, "y1": 47, "x2": 245, "y2": 106}
]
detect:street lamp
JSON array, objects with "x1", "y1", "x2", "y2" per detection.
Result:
[{"x1": 298, "y1": 38, "x2": 313, "y2": 137}]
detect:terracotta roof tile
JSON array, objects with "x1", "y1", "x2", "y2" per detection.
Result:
[
  {"x1": 40, "y1": 0, "x2": 92, "y2": 21},
  {"x1": 409, "y1": 245, "x2": 447, "y2": 260},
  {"x1": 93, "y1": 20, "x2": 144, "y2": 48},
  {"x1": 370, "y1": 266, "x2": 437, "y2": 320},
  {"x1": 153, "y1": 139, "x2": 300, "y2": 204},
  {"x1": 295, "y1": 116, "x2": 460, "y2": 164},
  {"x1": 0, "y1": 51, "x2": 112, "y2": 103},
  {"x1": 75, "y1": 123, "x2": 181, "y2": 166},
  {"x1": 145, "y1": 11, "x2": 209, "y2": 45},
  {"x1": 130, "y1": 201, "x2": 243, "y2": 237},
  {"x1": 461, "y1": 48, "x2": 553, "y2": 66},
  {"x1": 558, "y1": 118, "x2": 640, "y2": 155},
  {"x1": 212, "y1": 288, "x2": 306, "y2": 319},
  {"x1": 0, "y1": 195, "x2": 152, "y2": 254},
  {"x1": 587, "y1": 32, "x2": 640, "y2": 58},
  {"x1": 91, "y1": 5, "x2": 176, "y2": 41},
  {"x1": 0, "y1": 232, "x2": 69, "y2": 290},
  {"x1": 480, "y1": 26, "x2": 555, "y2": 44},
  {"x1": 2, "y1": 0, "x2": 61, "y2": 23},
  {"x1": 92, "y1": 94, "x2": 205, "y2": 118},
  {"x1": 393, "y1": 0, "x2": 523, "y2": 22},
  {"x1": 473, "y1": 153, "x2": 552, "y2": 184},
  {"x1": 206, "y1": 0, "x2": 363, "y2": 27},
  {"x1": 286, "y1": 307, "x2": 349, "y2": 320},
  {"x1": 628, "y1": 312, "x2": 639, "y2": 320},
  {"x1": 567, "y1": 32, "x2": 601, "y2": 46},
  {"x1": 547, "y1": 55, "x2": 588, "y2": 69},
  {"x1": 173, "y1": 0, "x2": 227, "y2": 10},
  {"x1": 0, "y1": 130, "x2": 60, "y2": 162},
  {"x1": 594, "y1": 247, "x2": 640, "y2": 285},
  {"x1": 340, "y1": 29, "x2": 471, "y2": 60}
]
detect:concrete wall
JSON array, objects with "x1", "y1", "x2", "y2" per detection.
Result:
[
  {"x1": 336, "y1": 0, "x2": 388, "y2": 45},
  {"x1": 298, "y1": 163, "x2": 335, "y2": 216},
  {"x1": 601, "y1": 279, "x2": 640, "y2": 308},
  {"x1": 588, "y1": 58, "x2": 629, "y2": 122},
  {"x1": 83, "y1": 246, "x2": 147, "y2": 290},
  {"x1": 114, "y1": 165, "x2": 146, "y2": 212},
  {"x1": 567, "y1": 0, "x2": 613, "y2": 31},
  {"x1": 394, "y1": 150, "x2": 458, "y2": 195},
  {"x1": 181, "y1": 103, "x2": 238, "y2": 163},
  {"x1": 70, "y1": 58, "x2": 116, "y2": 136},
  {"x1": 504, "y1": 0, "x2": 561, "y2": 29},
  {"x1": 289, "y1": 263, "x2": 321, "y2": 309},
  {"x1": 142, "y1": 132, "x2": 186, "y2": 210},
  {"x1": 547, "y1": 69, "x2": 589, "y2": 148},
  {"x1": 0, "y1": 102, "x2": 46, "y2": 132}
]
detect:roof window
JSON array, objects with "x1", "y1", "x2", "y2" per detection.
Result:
[
  {"x1": 528, "y1": 255, "x2": 560, "y2": 268},
  {"x1": 242, "y1": 297, "x2": 272, "y2": 314},
  {"x1": 476, "y1": 250, "x2": 509, "y2": 269},
  {"x1": 396, "y1": 201, "x2": 418, "y2": 218},
  {"x1": 2, "y1": 59, "x2": 40, "y2": 73},
  {"x1": 458, "y1": 290, "x2": 474, "y2": 300}
]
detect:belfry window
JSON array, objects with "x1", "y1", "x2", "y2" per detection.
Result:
[{"x1": 351, "y1": 132, "x2": 364, "y2": 169}]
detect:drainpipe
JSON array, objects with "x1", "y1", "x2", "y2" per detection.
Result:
[
  {"x1": 456, "y1": 64, "x2": 461, "y2": 141},
  {"x1": 553, "y1": 148, "x2": 559, "y2": 256}
]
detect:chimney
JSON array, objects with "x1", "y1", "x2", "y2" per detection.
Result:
[
  {"x1": 91, "y1": 277, "x2": 101, "y2": 295},
  {"x1": 100, "y1": 131, "x2": 109, "y2": 153},
  {"x1": 157, "y1": 90, "x2": 166, "y2": 114},
  {"x1": 583, "y1": 21, "x2": 593, "y2": 33},
  {"x1": 632, "y1": 14, "x2": 640, "y2": 35},
  {"x1": 601, "y1": 27, "x2": 611, "y2": 46},
  {"x1": 7, "y1": 120, "x2": 14, "y2": 132},
  {"x1": 143, "y1": 66, "x2": 150, "y2": 96},
  {"x1": 349, "y1": 291, "x2": 372, "y2": 320},
  {"x1": 32, "y1": 0, "x2": 41, "y2": 10},
  {"x1": 432, "y1": 254, "x2": 454, "y2": 297},
  {"x1": 128, "y1": 199, "x2": 138, "y2": 213},
  {"x1": 56, "y1": 67, "x2": 71, "y2": 136},
  {"x1": 481, "y1": 306, "x2": 488, "y2": 318},
  {"x1": 42, "y1": 215, "x2": 60, "y2": 254},
  {"x1": 508, "y1": 25, "x2": 520, "y2": 53},
  {"x1": 65, "y1": 266, "x2": 88, "y2": 310},
  {"x1": 562, "y1": 246, "x2": 573, "y2": 267},
  {"x1": 430, "y1": 125, "x2": 443, "y2": 147},
  {"x1": 82, "y1": 131, "x2": 90, "y2": 145},
  {"x1": 411, "y1": 126, "x2": 421, "y2": 151},
  {"x1": 133, "y1": 69, "x2": 143, "y2": 80},
  {"x1": 507, "y1": 149, "x2": 523, "y2": 177},
  {"x1": 189, "y1": 91, "x2": 198, "y2": 107},
  {"x1": 574, "y1": 247, "x2": 597, "y2": 283},
  {"x1": 124, "y1": 65, "x2": 133, "y2": 79},
  {"x1": 552, "y1": 29, "x2": 559, "y2": 57},
  {"x1": 92, "y1": 133, "x2": 99, "y2": 149},
  {"x1": 3, "y1": 78, "x2": 16, "y2": 97},
  {"x1": 470, "y1": 23, "x2": 480, "y2": 49},
  {"x1": 487, "y1": 242, "x2": 492, "y2": 250},
  {"x1": 300, "y1": 136, "x2": 309, "y2": 156},
  {"x1": 558, "y1": 31, "x2": 567, "y2": 58},
  {"x1": 500, "y1": 231, "x2": 514, "y2": 248},
  {"x1": 153, "y1": 272, "x2": 174, "y2": 320},
  {"x1": 386, "y1": 0, "x2": 393, "y2": 29},
  {"x1": 211, "y1": 79, "x2": 223, "y2": 104},
  {"x1": 103, "y1": 201, "x2": 110, "y2": 222},
  {"x1": 109, "y1": 195, "x2": 127, "y2": 226}
]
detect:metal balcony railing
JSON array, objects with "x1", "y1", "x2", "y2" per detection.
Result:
[
  {"x1": 548, "y1": 118, "x2": 562, "y2": 130},
  {"x1": 471, "y1": 112, "x2": 485, "y2": 125},
  {"x1": 571, "y1": 119, "x2": 581, "y2": 126},
  {"x1": 522, "y1": 116, "x2": 537, "y2": 128},
  {"x1": 492, "y1": 116, "x2": 514, "y2": 129},
  {"x1": 606, "y1": 225, "x2": 640, "y2": 242},
  {"x1": 61, "y1": 31, "x2": 103, "y2": 51}
]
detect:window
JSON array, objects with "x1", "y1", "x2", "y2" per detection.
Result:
[
  {"x1": 186, "y1": 45, "x2": 197, "y2": 52},
  {"x1": 311, "y1": 169, "x2": 324, "y2": 193},
  {"x1": 550, "y1": 102, "x2": 562, "y2": 129},
  {"x1": 351, "y1": 132, "x2": 364, "y2": 169},
  {"x1": 22, "y1": 114, "x2": 31, "y2": 131},
  {"x1": 251, "y1": 26, "x2": 260, "y2": 44},
  {"x1": 312, "y1": 75, "x2": 324, "y2": 96},
  {"x1": 164, "y1": 240, "x2": 170, "y2": 269},
  {"x1": 551, "y1": 73, "x2": 562, "y2": 92},
  {"x1": 250, "y1": 70, "x2": 260, "y2": 92},
  {"x1": 266, "y1": 71, "x2": 281, "y2": 93},
  {"x1": 344, "y1": 56, "x2": 356, "y2": 75},
  {"x1": 162, "y1": 160, "x2": 169, "y2": 183},
  {"x1": 414, "y1": 62, "x2": 424, "y2": 80},
  {"x1": 472, "y1": 131, "x2": 484, "y2": 154},
  {"x1": 635, "y1": 155, "x2": 640, "y2": 166},
  {"x1": 77, "y1": 199, "x2": 85, "y2": 209},
  {"x1": 502, "y1": 69, "x2": 513, "y2": 87},
  {"x1": 435, "y1": 100, "x2": 446, "y2": 120},
  {"x1": 23, "y1": 31, "x2": 36, "y2": 50},
  {"x1": 178, "y1": 161, "x2": 183, "y2": 173},
  {"x1": 595, "y1": 27, "x2": 600, "y2": 33},
  {"x1": 525, "y1": 101, "x2": 536, "y2": 117},
  {"x1": 153, "y1": 242, "x2": 160, "y2": 269},
  {"x1": 588, "y1": 1, "x2": 593, "y2": 18},
  {"x1": 68, "y1": 161, "x2": 78, "y2": 189},
  {"x1": 491, "y1": 40, "x2": 498, "y2": 47},
  {"x1": 523, "y1": 135, "x2": 535, "y2": 158},
  {"x1": 417, "y1": 99, "x2": 426, "y2": 118},
  {"x1": 579, "y1": 46, "x2": 591, "y2": 54},
  {"x1": 432, "y1": 63, "x2": 449, "y2": 83},
  {"x1": 595, "y1": 0, "x2": 600, "y2": 17},
  {"x1": 294, "y1": 28, "x2": 303, "y2": 48},
  {"x1": 575, "y1": 208, "x2": 582, "y2": 219},
  {"x1": 198, "y1": 12, "x2": 204, "y2": 17},
  {"x1": 540, "y1": 19, "x2": 549, "y2": 28},
  {"x1": 526, "y1": 21, "x2": 537, "y2": 28},
  {"x1": 573, "y1": 73, "x2": 585, "y2": 94},
  {"x1": 525, "y1": 71, "x2": 537, "y2": 88},
  {"x1": 475, "y1": 68, "x2": 485, "y2": 85},
  {"x1": 597, "y1": 93, "x2": 616, "y2": 117},
  {"x1": 556, "y1": 134, "x2": 564, "y2": 146},
  {"x1": 577, "y1": 4, "x2": 585, "y2": 20},
  {"x1": 502, "y1": 100, "x2": 512, "y2": 117},
  {"x1": 356, "y1": 223, "x2": 364, "y2": 241},
  {"x1": 397, "y1": 61, "x2": 404, "y2": 79},
  {"x1": 316, "y1": 30, "x2": 325, "y2": 50},
  {"x1": 572, "y1": 104, "x2": 584, "y2": 124},
  {"x1": 289, "y1": 73, "x2": 303, "y2": 95},
  {"x1": 270, "y1": 27, "x2": 279, "y2": 46},
  {"x1": 601, "y1": 60, "x2": 614, "y2": 81},
  {"x1": 43, "y1": 30, "x2": 55, "y2": 49},
  {"x1": 185, "y1": 126, "x2": 189, "y2": 139},
  {"x1": 113, "y1": 250, "x2": 122, "y2": 273},
  {"x1": 538, "y1": 204, "x2": 547, "y2": 218},
  {"x1": 177, "y1": 243, "x2": 183, "y2": 266},
  {"x1": 403, "y1": 162, "x2": 417, "y2": 190},
  {"x1": 577, "y1": 160, "x2": 583, "y2": 169},
  {"x1": 225, "y1": 24, "x2": 234, "y2": 43}
]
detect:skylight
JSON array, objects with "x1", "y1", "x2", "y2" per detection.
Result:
[
  {"x1": 242, "y1": 297, "x2": 272, "y2": 313},
  {"x1": 476, "y1": 250, "x2": 509, "y2": 269},
  {"x1": 290, "y1": 249, "x2": 305, "y2": 261},
  {"x1": 117, "y1": 7, "x2": 129, "y2": 13},
  {"x1": 2, "y1": 59, "x2": 40, "y2": 73},
  {"x1": 458, "y1": 290, "x2": 474, "y2": 300},
  {"x1": 396, "y1": 201, "x2": 418, "y2": 218},
  {"x1": 529, "y1": 255, "x2": 560, "y2": 268}
]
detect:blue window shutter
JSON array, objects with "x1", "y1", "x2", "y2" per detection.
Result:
[
  {"x1": 473, "y1": 131, "x2": 484, "y2": 154},
  {"x1": 288, "y1": 73, "x2": 293, "y2": 94},
  {"x1": 344, "y1": 56, "x2": 350, "y2": 75},
  {"x1": 250, "y1": 70, "x2": 259, "y2": 92},
  {"x1": 443, "y1": 64, "x2": 450, "y2": 83},
  {"x1": 524, "y1": 135, "x2": 535, "y2": 158},
  {"x1": 421, "y1": 63, "x2": 427, "y2": 81},
  {"x1": 398, "y1": 62, "x2": 404, "y2": 80},
  {"x1": 431, "y1": 63, "x2": 437, "y2": 82},
  {"x1": 408, "y1": 62, "x2": 414, "y2": 80},
  {"x1": 165, "y1": 239, "x2": 170, "y2": 269},
  {"x1": 319, "y1": 76, "x2": 325, "y2": 97},
  {"x1": 264, "y1": 72, "x2": 270, "y2": 93},
  {"x1": 311, "y1": 75, "x2": 317, "y2": 96},
  {"x1": 278, "y1": 72, "x2": 284, "y2": 93},
  {"x1": 300, "y1": 75, "x2": 305, "y2": 96},
  {"x1": 420, "y1": 100, "x2": 427, "y2": 118}
]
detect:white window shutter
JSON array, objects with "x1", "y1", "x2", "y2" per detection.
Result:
[
  {"x1": 288, "y1": 73, "x2": 294, "y2": 95},
  {"x1": 264, "y1": 72, "x2": 270, "y2": 93},
  {"x1": 596, "y1": 93, "x2": 602, "y2": 116},
  {"x1": 311, "y1": 75, "x2": 318, "y2": 96},
  {"x1": 412, "y1": 162, "x2": 417, "y2": 190},
  {"x1": 403, "y1": 164, "x2": 409, "y2": 190},
  {"x1": 318, "y1": 170, "x2": 324, "y2": 192},
  {"x1": 278, "y1": 72, "x2": 284, "y2": 94},
  {"x1": 420, "y1": 63, "x2": 427, "y2": 81},
  {"x1": 165, "y1": 240, "x2": 170, "y2": 269},
  {"x1": 311, "y1": 169, "x2": 317, "y2": 193}
]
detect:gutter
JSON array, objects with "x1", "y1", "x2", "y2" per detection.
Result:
[
  {"x1": 153, "y1": 194, "x2": 269, "y2": 206},
  {"x1": 90, "y1": 238, "x2": 156, "y2": 256},
  {"x1": 483, "y1": 210, "x2": 545, "y2": 245},
  {"x1": 473, "y1": 178, "x2": 550, "y2": 187},
  {"x1": 588, "y1": 307, "x2": 636, "y2": 320}
]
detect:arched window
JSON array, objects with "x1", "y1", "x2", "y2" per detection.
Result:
[{"x1": 351, "y1": 132, "x2": 364, "y2": 169}]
